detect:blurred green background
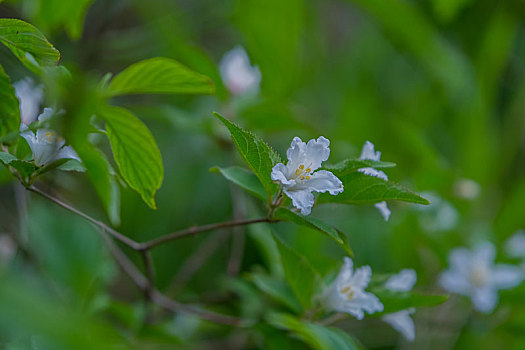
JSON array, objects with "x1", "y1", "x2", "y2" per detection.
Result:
[{"x1": 1, "y1": 0, "x2": 525, "y2": 348}]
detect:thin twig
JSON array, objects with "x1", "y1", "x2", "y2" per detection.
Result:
[
  {"x1": 27, "y1": 186, "x2": 143, "y2": 250},
  {"x1": 141, "y1": 250, "x2": 155, "y2": 299},
  {"x1": 140, "y1": 217, "x2": 275, "y2": 250}
]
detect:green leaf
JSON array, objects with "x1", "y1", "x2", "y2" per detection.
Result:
[
  {"x1": 210, "y1": 166, "x2": 266, "y2": 200},
  {"x1": 32, "y1": 0, "x2": 95, "y2": 39},
  {"x1": 250, "y1": 272, "x2": 302, "y2": 314},
  {"x1": 371, "y1": 289, "x2": 449, "y2": 315},
  {"x1": 267, "y1": 312, "x2": 360, "y2": 350},
  {"x1": 0, "y1": 19, "x2": 60, "y2": 73},
  {"x1": 214, "y1": 112, "x2": 280, "y2": 200},
  {"x1": 0, "y1": 64, "x2": 21, "y2": 140},
  {"x1": 0, "y1": 151, "x2": 37, "y2": 178},
  {"x1": 100, "y1": 106, "x2": 163, "y2": 209},
  {"x1": 323, "y1": 158, "x2": 396, "y2": 177},
  {"x1": 274, "y1": 207, "x2": 353, "y2": 256},
  {"x1": 105, "y1": 57, "x2": 215, "y2": 97},
  {"x1": 272, "y1": 233, "x2": 319, "y2": 310},
  {"x1": 319, "y1": 172, "x2": 429, "y2": 205}
]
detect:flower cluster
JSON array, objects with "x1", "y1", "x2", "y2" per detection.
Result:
[{"x1": 14, "y1": 79, "x2": 80, "y2": 167}]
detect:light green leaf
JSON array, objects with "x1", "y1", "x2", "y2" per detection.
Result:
[
  {"x1": 214, "y1": 112, "x2": 280, "y2": 200},
  {"x1": 267, "y1": 312, "x2": 360, "y2": 350},
  {"x1": 211, "y1": 166, "x2": 266, "y2": 200},
  {"x1": 274, "y1": 207, "x2": 353, "y2": 256},
  {"x1": 371, "y1": 289, "x2": 449, "y2": 315},
  {"x1": 0, "y1": 19, "x2": 60, "y2": 73},
  {"x1": 105, "y1": 57, "x2": 214, "y2": 97},
  {"x1": 100, "y1": 106, "x2": 163, "y2": 209},
  {"x1": 272, "y1": 233, "x2": 319, "y2": 310},
  {"x1": 57, "y1": 159, "x2": 86, "y2": 172},
  {"x1": 319, "y1": 172, "x2": 429, "y2": 205},
  {"x1": 323, "y1": 158, "x2": 396, "y2": 177},
  {"x1": 0, "y1": 64, "x2": 21, "y2": 140},
  {"x1": 250, "y1": 272, "x2": 302, "y2": 314},
  {"x1": 33, "y1": 0, "x2": 95, "y2": 39}
]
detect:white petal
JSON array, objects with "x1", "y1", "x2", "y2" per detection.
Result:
[
  {"x1": 449, "y1": 247, "x2": 474, "y2": 277},
  {"x1": 303, "y1": 170, "x2": 343, "y2": 195},
  {"x1": 350, "y1": 265, "x2": 372, "y2": 290},
  {"x1": 471, "y1": 287, "x2": 498, "y2": 313},
  {"x1": 14, "y1": 78, "x2": 43, "y2": 125},
  {"x1": 303, "y1": 136, "x2": 330, "y2": 171},
  {"x1": 473, "y1": 242, "x2": 496, "y2": 266},
  {"x1": 283, "y1": 188, "x2": 314, "y2": 215},
  {"x1": 439, "y1": 270, "x2": 471, "y2": 295},
  {"x1": 359, "y1": 167, "x2": 388, "y2": 181},
  {"x1": 385, "y1": 269, "x2": 417, "y2": 292},
  {"x1": 36, "y1": 107, "x2": 55, "y2": 124},
  {"x1": 351, "y1": 291, "x2": 384, "y2": 314},
  {"x1": 286, "y1": 137, "x2": 307, "y2": 170},
  {"x1": 359, "y1": 140, "x2": 381, "y2": 161},
  {"x1": 382, "y1": 310, "x2": 415, "y2": 341},
  {"x1": 219, "y1": 46, "x2": 261, "y2": 95},
  {"x1": 336, "y1": 257, "x2": 354, "y2": 285},
  {"x1": 504, "y1": 231, "x2": 525, "y2": 258},
  {"x1": 489, "y1": 264, "x2": 524, "y2": 290},
  {"x1": 271, "y1": 163, "x2": 294, "y2": 185},
  {"x1": 55, "y1": 146, "x2": 80, "y2": 163},
  {"x1": 374, "y1": 201, "x2": 391, "y2": 221}
]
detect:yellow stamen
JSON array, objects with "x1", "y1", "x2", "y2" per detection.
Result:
[
  {"x1": 299, "y1": 164, "x2": 304, "y2": 169},
  {"x1": 306, "y1": 168, "x2": 311, "y2": 173},
  {"x1": 300, "y1": 176, "x2": 305, "y2": 180},
  {"x1": 306, "y1": 176, "x2": 310, "y2": 180}
]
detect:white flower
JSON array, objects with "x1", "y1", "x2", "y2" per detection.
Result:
[
  {"x1": 271, "y1": 136, "x2": 343, "y2": 215},
  {"x1": 219, "y1": 46, "x2": 261, "y2": 95},
  {"x1": 20, "y1": 112, "x2": 80, "y2": 167},
  {"x1": 504, "y1": 230, "x2": 525, "y2": 259},
  {"x1": 322, "y1": 257, "x2": 383, "y2": 320},
  {"x1": 439, "y1": 241, "x2": 524, "y2": 313},
  {"x1": 359, "y1": 141, "x2": 390, "y2": 221},
  {"x1": 382, "y1": 269, "x2": 417, "y2": 341},
  {"x1": 453, "y1": 178, "x2": 481, "y2": 200},
  {"x1": 417, "y1": 192, "x2": 458, "y2": 233},
  {"x1": 13, "y1": 78, "x2": 44, "y2": 125}
]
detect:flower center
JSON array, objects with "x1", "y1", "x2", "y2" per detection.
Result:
[
  {"x1": 339, "y1": 285, "x2": 355, "y2": 301},
  {"x1": 470, "y1": 265, "x2": 488, "y2": 287},
  {"x1": 293, "y1": 164, "x2": 312, "y2": 181}
]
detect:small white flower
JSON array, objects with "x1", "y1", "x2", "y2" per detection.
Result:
[
  {"x1": 504, "y1": 230, "x2": 525, "y2": 259},
  {"x1": 20, "y1": 112, "x2": 80, "y2": 167},
  {"x1": 417, "y1": 192, "x2": 459, "y2": 233},
  {"x1": 13, "y1": 78, "x2": 44, "y2": 125},
  {"x1": 359, "y1": 141, "x2": 390, "y2": 221},
  {"x1": 219, "y1": 46, "x2": 261, "y2": 95},
  {"x1": 271, "y1": 136, "x2": 343, "y2": 215},
  {"x1": 439, "y1": 241, "x2": 524, "y2": 313},
  {"x1": 453, "y1": 178, "x2": 481, "y2": 200},
  {"x1": 322, "y1": 257, "x2": 383, "y2": 320},
  {"x1": 382, "y1": 269, "x2": 417, "y2": 341}
]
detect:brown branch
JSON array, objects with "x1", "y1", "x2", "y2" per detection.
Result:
[
  {"x1": 27, "y1": 186, "x2": 143, "y2": 250},
  {"x1": 140, "y1": 217, "x2": 275, "y2": 250},
  {"x1": 141, "y1": 250, "x2": 155, "y2": 299}
]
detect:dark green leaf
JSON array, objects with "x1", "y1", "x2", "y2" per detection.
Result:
[
  {"x1": 105, "y1": 57, "x2": 214, "y2": 97},
  {"x1": 267, "y1": 312, "x2": 360, "y2": 350},
  {"x1": 274, "y1": 207, "x2": 353, "y2": 256},
  {"x1": 272, "y1": 233, "x2": 319, "y2": 310},
  {"x1": 323, "y1": 158, "x2": 396, "y2": 177},
  {"x1": 0, "y1": 64, "x2": 21, "y2": 140},
  {"x1": 214, "y1": 112, "x2": 280, "y2": 200},
  {"x1": 0, "y1": 151, "x2": 37, "y2": 178},
  {"x1": 100, "y1": 106, "x2": 163, "y2": 209},
  {"x1": 250, "y1": 272, "x2": 303, "y2": 314},
  {"x1": 319, "y1": 172, "x2": 429, "y2": 205},
  {"x1": 0, "y1": 19, "x2": 60, "y2": 73},
  {"x1": 211, "y1": 166, "x2": 266, "y2": 200}
]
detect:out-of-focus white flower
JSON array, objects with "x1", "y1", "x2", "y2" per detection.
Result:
[
  {"x1": 382, "y1": 269, "x2": 417, "y2": 341},
  {"x1": 454, "y1": 178, "x2": 481, "y2": 200},
  {"x1": 13, "y1": 78, "x2": 44, "y2": 125},
  {"x1": 219, "y1": 46, "x2": 261, "y2": 95},
  {"x1": 439, "y1": 241, "x2": 524, "y2": 313},
  {"x1": 0, "y1": 234, "x2": 16, "y2": 267},
  {"x1": 417, "y1": 192, "x2": 458, "y2": 232},
  {"x1": 21, "y1": 112, "x2": 80, "y2": 167},
  {"x1": 504, "y1": 230, "x2": 525, "y2": 259},
  {"x1": 322, "y1": 257, "x2": 383, "y2": 320},
  {"x1": 271, "y1": 136, "x2": 343, "y2": 215},
  {"x1": 359, "y1": 141, "x2": 390, "y2": 221}
]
